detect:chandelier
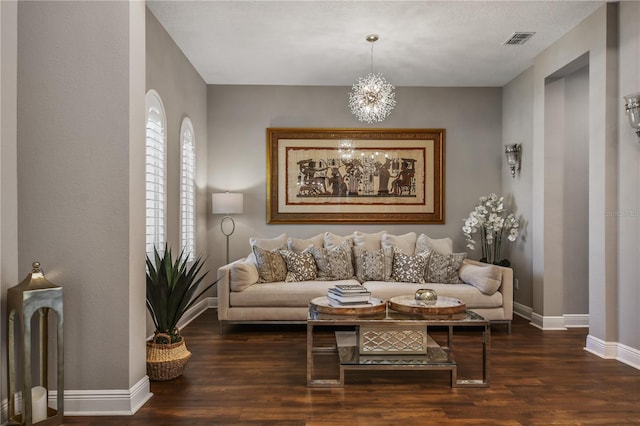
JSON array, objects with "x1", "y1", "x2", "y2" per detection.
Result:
[{"x1": 349, "y1": 34, "x2": 396, "y2": 124}]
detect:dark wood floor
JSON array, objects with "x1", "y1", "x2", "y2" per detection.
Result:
[{"x1": 64, "y1": 311, "x2": 640, "y2": 425}]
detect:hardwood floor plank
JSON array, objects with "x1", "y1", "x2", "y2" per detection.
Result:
[{"x1": 63, "y1": 311, "x2": 640, "y2": 425}]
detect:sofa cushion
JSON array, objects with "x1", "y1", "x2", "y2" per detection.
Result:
[
  {"x1": 252, "y1": 246, "x2": 287, "y2": 283},
  {"x1": 391, "y1": 247, "x2": 427, "y2": 284},
  {"x1": 288, "y1": 234, "x2": 324, "y2": 252},
  {"x1": 424, "y1": 250, "x2": 467, "y2": 284},
  {"x1": 250, "y1": 233, "x2": 288, "y2": 250},
  {"x1": 381, "y1": 232, "x2": 417, "y2": 255},
  {"x1": 363, "y1": 281, "x2": 503, "y2": 309},
  {"x1": 459, "y1": 262, "x2": 503, "y2": 295},
  {"x1": 310, "y1": 241, "x2": 354, "y2": 280},
  {"x1": 353, "y1": 246, "x2": 394, "y2": 282},
  {"x1": 323, "y1": 232, "x2": 354, "y2": 249},
  {"x1": 279, "y1": 248, "x2": 318, "y2": 282},
  {"x1": 416, "y1": 234, "x2": 453, "y2": 255},
  {"x1": 353, "y1": 230, "x2": 387, "y2": 252},
  {"x1": 229, "y1": 260, "x2": 259, "y2": 292},
  {"x1": 229, "y1": 279, "x2": 361, "y2": 307}
]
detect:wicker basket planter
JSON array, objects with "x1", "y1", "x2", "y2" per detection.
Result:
[{"x1": 146, "y1": 333, "x2": 192, "y2": 381}]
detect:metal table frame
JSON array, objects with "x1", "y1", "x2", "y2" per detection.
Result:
[{"x1": 306, "y1": 307, "x2": 490, "y2": 388}]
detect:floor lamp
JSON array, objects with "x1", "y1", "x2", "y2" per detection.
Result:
[{"x1": 212, "y1": 192, "x2": 244, "y2": 264}]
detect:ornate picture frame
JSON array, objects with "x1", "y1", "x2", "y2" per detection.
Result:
[{"x1": 266, "y1": 128, "x2": 445, "y2": 224}]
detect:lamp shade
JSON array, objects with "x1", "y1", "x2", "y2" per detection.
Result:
[{"x1": 212, "y1": 192, "x2": 243, "y2": 215}]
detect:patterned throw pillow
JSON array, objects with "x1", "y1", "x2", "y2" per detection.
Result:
[
  {"x1": 424, "y1": 250, "x2": 467, "y2": 284},
  {"x1": 353, "y1": 246, "x2": 394, "y2": 282},
  {"x1": 252, "y1": 245, "x2": 287, "y2": 283},
  {"x1": 310, "y1": 241, "x2": 354, "y2": 280},
  {"x1": 279, "y1": 248, "x2": 318, "y2": 282},
  {"x1": 391, "y1": 247, "x2": 427, "y2": 284}
]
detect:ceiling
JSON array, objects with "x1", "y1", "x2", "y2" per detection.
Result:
[{"x1": 146, "y1": 1, "x2": 604, "y2": 87}]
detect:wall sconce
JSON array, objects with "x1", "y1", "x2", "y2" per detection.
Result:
[
  {"x1": 7, "y1": 261, "x2": 64, "y2": 426},
  {"x1": 623, "y1": 93, "x2": 640, "y2": 142},
  {"x1": 504, "y1": 144, "x2": 521, "y2": 178},
  {"x1": 212, "y1": 192, "x2": 244, "y2": 264}
]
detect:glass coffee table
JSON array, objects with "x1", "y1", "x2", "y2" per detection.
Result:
[{"x1": 306, "y1": 296, "x2": 490, "y2": 388}]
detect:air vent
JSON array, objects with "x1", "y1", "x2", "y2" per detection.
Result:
[{"x1": 503, "y1": 32, "x2": 536, "y2": 45}]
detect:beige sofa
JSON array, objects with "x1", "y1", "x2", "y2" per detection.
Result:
[{"x1": 216, "y1": 232, "x2": 513, "y2": 332}]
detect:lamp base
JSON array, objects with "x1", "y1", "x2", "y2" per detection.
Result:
[{"x1": 220, "y1": 216, "x2": 236, "y2": 265}]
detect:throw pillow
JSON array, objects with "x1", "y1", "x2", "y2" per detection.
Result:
[
  {"x1": 323, "y1": 232, "x2": 354, "y2": 249},
  {"x1": 353, "y1": 246, "x2": 394, "y2": 282},
  {"x1": 353, "y1": 230, "x2": 387, "y2": 252},
  {"x1": 249, "y1": 233, "x2": 288, "y2": 251},
  {"x1": 279, "y1": 248, "x2": 318, "y2": 282},
  {"x1": 424, "y1": 250, "x2": 467, "y2": 284},
  {"x1": 381, "y1": 232, "x2": 417, "y2": 255},
  {"x1": 416, "y1": 233, "x2": 453, "y2": 255},
  {"x1": 252, "y1": 245, "x2": 287, "y2": 283},
  {"x1": 459, "y1": 263, "x2": 503, "y2": 295},
  {"x1": 229, "y1": 260, "x2": 260, "y2": 292},
  {"x1": 310, "y1": 241, "x2": 354, "y2": 280},
  {"x1": 391, "y1": 247, "x2": 427, "y2": 284},
  {"x1": 287, "y1": 234, "x2": 324, "y2": 252}
]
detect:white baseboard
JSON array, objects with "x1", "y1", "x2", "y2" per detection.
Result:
[
  {"x1": 1, "y1": 376, "x2": 152, "y2": 420},
  {"x1": 176, "y1": 296, "x2": 217, "y2": 330},
  {"x1": 513, "y1": 301, "x2": 533, "y2": 320},
  {"x1": 530, "y1": 312, "x2": 566, "y2": 330},
  {"x1": 563, "y1": 314, "x2": 589, "y2": 328},
  {"x1": 57, "y1": 375, "x2": 152, "y2": 416},
  {"x1": 585, "y1": 335, "x2": 640, "y2": 370},
  {"x1": 528, "y1": 311, "x2": 589, "y2": 330},
  {"x1": 1, "y1": 302, "x2": 214, "y2": 419}
]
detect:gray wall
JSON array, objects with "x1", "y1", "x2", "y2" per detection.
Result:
[
  {"x1": 207, "y1": 85, "x2": 503, "y2": 271},
  {"x1": 145, "y1": 8, "x2": 210, "y2": 328},
  {"x1": 617, "y1": 1, "x2": 640, "y2": 353},
  {"x1": 1, "y1": 1, "x2": 19, "y2": 423},
  {"x1": 503, "y1": 3, "x2": 640, "y2": 364},
  {"x1": 502, "y1": 67, "x2": 534, "y2": 310},
  {"x1": 15, "y1": 0, "x2": 148, "y2": 410}
]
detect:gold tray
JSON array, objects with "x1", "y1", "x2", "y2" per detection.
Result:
[{"x1": 388, "y1": 295, "x2": 466, "y2": 315}]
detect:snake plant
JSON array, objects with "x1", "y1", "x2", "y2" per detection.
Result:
[{"x1": 146, "y1": 245, "x2": 215, "y2": 343}]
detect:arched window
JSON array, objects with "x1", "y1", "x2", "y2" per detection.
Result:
[
  {"x1": 180, "y1": 117, "x2": 196, "y2": 261},
  {"x1": 145, "y1": 90, "x2": 167, "y2": 258}
]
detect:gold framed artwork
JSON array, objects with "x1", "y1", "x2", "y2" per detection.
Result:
[{"x1": 266, "y1": 128, "x2": 445, "y2": 224}]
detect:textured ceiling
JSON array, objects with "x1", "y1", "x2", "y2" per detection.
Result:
[{"x1": 147, "y1": 1, "x2": 604, "y2": 87}]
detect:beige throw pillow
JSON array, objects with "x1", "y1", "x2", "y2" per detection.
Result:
[
  {"x1": 323, "y1": 232, "x2": 354, "y2": 249},
  {"x1": 381, "y1": 232, "x2": 417, "y2": 255},
  {"x1": 230, "y1": 261, "x2": 259, "y2": 292},
  {"x1": 416, "y1": 233, "x2": 453, "y2": 255},
  {"x1": 249, "y1": 233, "x2": 288, "y2": 251},
  {"x1": 459, "y1": 263, "x2": 503, "y2": 295},
  {"x1": 353, "y1": 230, "x2": 387, "y2": 252},
  {"x1": 287, "y1": 234, "x2": 324, "y2": 252}
]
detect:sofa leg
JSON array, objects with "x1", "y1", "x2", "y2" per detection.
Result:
[{"x1": 219, "y1": 321, "x2": 225, "y2": 336}]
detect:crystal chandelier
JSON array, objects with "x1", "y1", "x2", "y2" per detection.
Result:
[{"x1": 349, "y1": 34, "x2": 396, "y2": 124}]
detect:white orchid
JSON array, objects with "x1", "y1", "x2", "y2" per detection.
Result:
[{"x1": 462, "y1": 193, "x2": 520, "y2": 266}]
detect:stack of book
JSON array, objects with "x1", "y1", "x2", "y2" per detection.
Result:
[{"x1": 327, "y1": 284, "x2": 372, "y2": 306}]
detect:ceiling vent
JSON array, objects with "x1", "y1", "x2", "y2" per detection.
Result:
[{"x1": 503, "y1": 32, "x2": 536, "y2": 46}]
